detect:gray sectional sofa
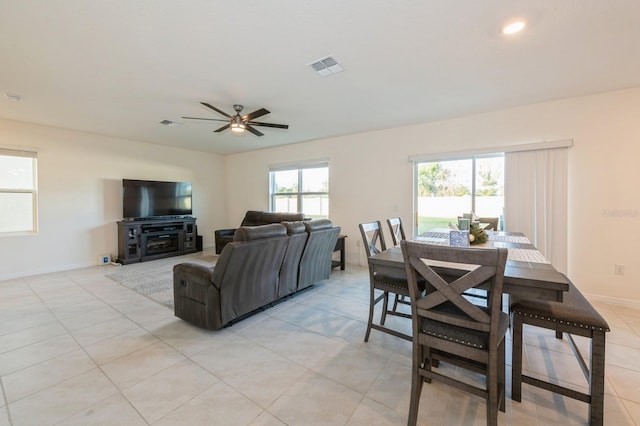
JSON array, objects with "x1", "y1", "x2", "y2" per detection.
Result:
[
  {"x1": 173, "y1": 219, "x2": 340, "y2": 329},
  {"x1": 214, "y1": 210, "x2": 306, "y2": 254}
]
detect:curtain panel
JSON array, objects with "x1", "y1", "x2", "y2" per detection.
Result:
[{"x1": 504, "y1": 148, "x2": 568, "y2": 273}]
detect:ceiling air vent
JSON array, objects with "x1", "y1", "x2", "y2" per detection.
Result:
[
  {"x1": 3, "y1": 93, "x2": 21, "y2": 102},
  {"x1": 308, "y1": 56, "x2": 344, "y2": 76},
  {"x1": 159, "y1": 120, "x2": 180, "y2": 127}
]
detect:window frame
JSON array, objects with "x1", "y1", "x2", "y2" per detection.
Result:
[
  {"x1": 269, "y1": 162, "x2": 329, "y2": 217},
  {"x1": 0, "y1": 148, "x2": 38, "y2": 236},
  {"x1": 413, "y1": 153, "x2": 504, "y2": 234}
]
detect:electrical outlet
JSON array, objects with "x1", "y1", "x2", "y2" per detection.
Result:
[
  {"x1": 98, "y1": 255, "x2": 110, "y2": 266},
  {"x1": 614, "y1": 264, "x2": 625, "y2": 276}
]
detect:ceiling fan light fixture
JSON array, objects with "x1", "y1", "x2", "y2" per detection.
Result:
[
  {"x1": 184, "y1": 102, "x2": 288, "y2": 136},
  {"x1": 230, "y1": 121, "x2": 246, "y2": 133}
]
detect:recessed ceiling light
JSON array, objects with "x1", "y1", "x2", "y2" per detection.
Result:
[{"x1": 502, "y1": 20, "x2": 526, "y2": 35}]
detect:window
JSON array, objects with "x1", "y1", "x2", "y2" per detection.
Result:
[
  {"x1": 415, "y1": 154, "x2": 503, "y2": 235},
  {"x1": 0, "y1": 148, "x2": 38, "y2": 235},
  {"x1": 269, "y1": 162, "x2": 329, "y2": 219}
]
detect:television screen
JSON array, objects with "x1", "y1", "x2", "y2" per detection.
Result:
[{"x1": 123, "y1": 179, "x2": 192, "y2": 219}]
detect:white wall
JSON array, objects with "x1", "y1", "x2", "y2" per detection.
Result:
[
  {"x1": 0, "y1": 119, "x2": 226, "y2": 279},
  {"x1": 224, "y1": 88, "x2": 640, "y2": 304},
  {"x1": 3, "y1": 88, "x2": 638, "y2": 303}
]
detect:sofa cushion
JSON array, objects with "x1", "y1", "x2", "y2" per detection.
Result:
[
  {"x1": 279, "y1": 221, "x2": 309, "y2": 298},
  {"x1": 511, "y1": 281, "x2": 610, "y2": 332},
  {"x1": 282, "y1": 221, "x2": 307, "y2": 235},
  {"x1": 240, "y1": 210, "x2": 305, "y2": 226},
  {"x1": 234, "y1": 223, "x2": 287, "y2": 242},
  {"x1": 240, "y1": 210, "x2": 265, "y2": 226},
  {"x1": 216, "y1": 211, "x2": 305, "y2": 255},
  {"x1": 304, "y1": 218, "x2": 333, "y2": 232},
  {"x1": 298, "y1": 220, "x2": 340, "y2": 290},
  {"x1": 262, "y1": 212, "x2": 305, "y2": 223}
]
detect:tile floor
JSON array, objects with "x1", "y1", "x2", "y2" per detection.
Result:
[{"x1": 1, "y1": 249, "x2": 639, "y2": 425}]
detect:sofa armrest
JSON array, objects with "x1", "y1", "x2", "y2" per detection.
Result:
[
  {"x1": 215, "y1": 228, "x2": 236, "y2": 237},
  {"x1": 174, "y1": 263, "x2": 215, "y2": 290},
  {"x1": 173, "y1": 262, "x2": 222, "y2": 330},
  {"x1": 214, "y1": 228, "x2": 237, "y2": 254}
]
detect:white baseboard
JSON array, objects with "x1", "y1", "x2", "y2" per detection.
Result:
[
  {"x1": 585, "y1": 293, "x2": 640, "y2": 310},
  {"x1": 0, "y1": 261, "x2": 94, "y2": 281}
]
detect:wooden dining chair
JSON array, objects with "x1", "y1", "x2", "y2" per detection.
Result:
[
  {"x1": 477, "y1": 217, "x2": 499, "y2": 231},
  {"x1": 401, "y1": 241, "x2": 509, "y2": 426},
  {"x1": 359, "y1": 221, "x2": 415, "y2": 341},
  {"x1": 387, "y1": 217, "x2": 410, "y2": 311},
  {"x1": 386, "y1": 217, "x2": 406, "y2": 246}
]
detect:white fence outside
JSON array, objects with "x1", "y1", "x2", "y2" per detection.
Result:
[{"x1": 418, "y1": 196, "x2": 504, "y2": 218}]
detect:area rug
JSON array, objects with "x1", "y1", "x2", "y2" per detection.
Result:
[{"x1": 106, "y1": 251, "x2": 218, "y2": 309}]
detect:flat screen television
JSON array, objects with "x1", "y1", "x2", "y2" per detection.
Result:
[{"x1": 122, "y1": 179, "x2": 192, "y2": 219}]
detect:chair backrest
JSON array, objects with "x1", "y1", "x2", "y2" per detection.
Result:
[
  {"x1": 386, "y1": 217, "x2": 406, "y2": 246},
  {"x1": 400, "y1": 241, "x2": 508, "y2": 340},
  {"x1": 477, "y1": 217, "x2": 499, "y2": 231},
  {"x1": 359, "y1": 221, "x2": 387, "y2": 257}
]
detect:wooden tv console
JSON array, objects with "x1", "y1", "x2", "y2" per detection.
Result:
[{"x1": 117, "y1": 217, "x2": 198, "y2": 265}]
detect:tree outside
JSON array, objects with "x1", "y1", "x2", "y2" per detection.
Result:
[{"x1": 416, "y1": 157, "x2": 503, "y2": 234}]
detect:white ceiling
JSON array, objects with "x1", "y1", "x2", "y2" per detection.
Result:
[{"x1": 2, "y1": 1, "x2": 640, "y2": 155}]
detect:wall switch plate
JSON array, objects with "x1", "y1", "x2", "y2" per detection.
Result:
[
  {"x1": 614, "y1": 264, "x2": 625, "y2": 276},
  {"x1": 98, "y1": 255, "x2": 110, "y2": 266}
]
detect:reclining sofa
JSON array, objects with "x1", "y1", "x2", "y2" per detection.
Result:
[
  {"x1": 174, "y1": 219, "x2": 340, "y2": 330},
  {"x1": 214, "y1": 210, "x2": 306, "y2": 254}
]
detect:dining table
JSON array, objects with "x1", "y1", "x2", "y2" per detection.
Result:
[{"x1": 368, "y1": 229, "x2": 570, "y2": 302}]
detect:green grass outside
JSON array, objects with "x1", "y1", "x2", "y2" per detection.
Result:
[{"x1": 417, "y1": 216, "x2": 454, "y2": 235}]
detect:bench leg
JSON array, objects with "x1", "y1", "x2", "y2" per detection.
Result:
[
  {"x1": 511, "y1": 313, "x2": 524, "y2": 402},
  {"x1": 589, "y1": 330, "x2": 606, "y2": 426},
  {"x1": 499, "y1": 337, "x2": 506, "y2": 412}
]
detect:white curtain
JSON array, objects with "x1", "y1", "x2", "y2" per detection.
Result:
[{"x1": 504, "y1": 148, "x2": 568, "y2": 273}]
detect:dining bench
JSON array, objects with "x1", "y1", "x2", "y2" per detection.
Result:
[{"x1": 510, "y1": 279, "x2": 610, "y2": 426}]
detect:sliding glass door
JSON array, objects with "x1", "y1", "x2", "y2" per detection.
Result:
[{"x1": 415, "y1": 154, "x2": 504, "y2": 235}]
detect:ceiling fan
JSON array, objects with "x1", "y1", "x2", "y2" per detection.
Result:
[{"x1": 182, "y1": 102, "x2": 289, "y2": 136}]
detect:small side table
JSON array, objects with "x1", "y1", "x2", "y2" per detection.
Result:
[{"x1": 332, "y1": 235, "x2": 347, "y2": 270}]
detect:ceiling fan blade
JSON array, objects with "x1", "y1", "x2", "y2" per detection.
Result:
[
  {"x1": 201, "y1": 102, "x2": 232, "y2": 118},
  {"x1": 245, "y1": 124, "x2": 264, "y2": 136},
  {"x1": 214, "y1": 124, "x2": 231, "y2": 133},
  {"x1": 242, "y1": 108, "x2": 270, "y2": 121},
  {"x1": 247, "y1": 121, "x2": 289, "y2": 129},
  {"x1": 182, "y1": 116, "x2": 229, "y2": 123}
]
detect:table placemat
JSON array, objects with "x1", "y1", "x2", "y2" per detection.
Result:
[
  {"x1": 414, "y1": 236, "x2": 449, "y2": 245},
  {"x1": 489, "y1": 234, "x2": 531, "y2": 244},
  {"x1": 507, "y1": 248, "x2": 550, "y2": 263}
]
